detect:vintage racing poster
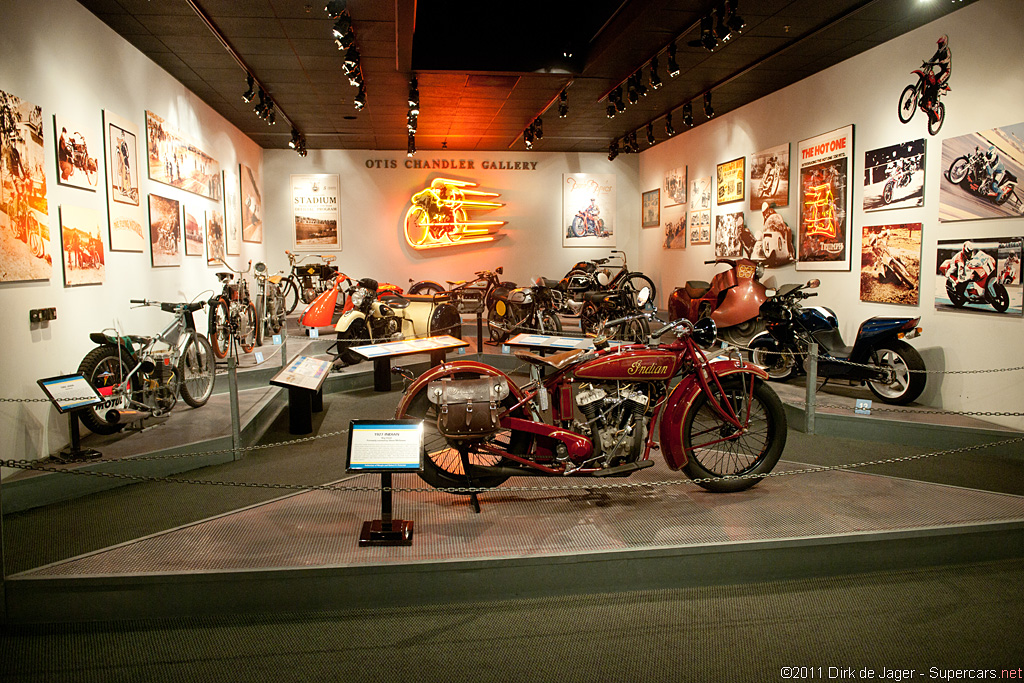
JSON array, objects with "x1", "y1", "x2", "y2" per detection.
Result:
[{"x1": 797, "y1": 125, "x2": 853, "y2": 271}]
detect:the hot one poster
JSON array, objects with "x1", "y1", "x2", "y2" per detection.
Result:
[
  {"x1": 291, "y1": 174, "x2": 340, "y2": 250},
  {"x1": 562, "y1": 173, "x2": 615, "y2": 247},
  {"x1": 797, "y1": 125, "x2": 853, "y2": 271}
]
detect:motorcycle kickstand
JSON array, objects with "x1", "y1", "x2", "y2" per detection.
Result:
[{"x1": 457, "y1": 444, "x2": 482, "y2": 514}]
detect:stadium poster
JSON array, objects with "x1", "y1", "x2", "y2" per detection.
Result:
[{"x1": 291, "y1": 174, "x2": 340, "y2": 250}]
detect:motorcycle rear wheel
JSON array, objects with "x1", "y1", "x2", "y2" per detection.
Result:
[
  {"x1": 866, "y1": 340, "x2": 926, "y2": 405},
  {"x1": 927, "y1": 101, "x2": 945, "y2": 136},
  {"x1": 681, "y1": 378, "x2": 786, "y2": 492},
  {"x1": 77, "y1": 346, "x2": 134, "y2": 435},
  {"x1": 396, "y1": 370, "x2": 533, "y2": 493},
  {"x1": 897, "y1": 84, "x2": 918, "y2": 124},
  {"x1": 282, "y1": 278, "x2": 300, "y2": 314},
  {"x1": 239, "y1": 301, "x2": 257, "y2": 353},
  {"x1": 178, "y1": 334, "x2": 216, "y2": 407},
  {"x1": 749, "y1": 342, "x2": 799, "y2": 381}
]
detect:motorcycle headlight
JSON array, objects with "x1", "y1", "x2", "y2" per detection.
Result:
[
  {"x1": 634, "y1": 286, "x2": 651, "y2": 308},
  {"x1": 596, "y1": 269, "x2": 612, "y2": 286},
  {"x1": 350, "y1": 288, "x2": 367, "y2": 308},
  {"x1": 692, "y1": 317, "x2": 717, "y2": 347}
]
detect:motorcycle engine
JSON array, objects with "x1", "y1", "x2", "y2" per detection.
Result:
[
  {"x1": 141, "y1": 352, "x2": 179, "y2": 415},
  {"x1": 574, "y1": 382, "x2": 650, "y2": 467}
]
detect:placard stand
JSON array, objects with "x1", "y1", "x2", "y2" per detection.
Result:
[
  {"x1": 37, "y1": 374, "x2": 105, "y2": 464},
  {"x1": 51, "y1": 411, "x2": 102, "y2": 464},
  {"x1": 358, "y1": 471, "x2": 413, "y2": 546}
]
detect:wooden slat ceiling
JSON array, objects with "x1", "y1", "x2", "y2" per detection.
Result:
[{"x1": 76, "y1": 0, "x2": 977, "y2": 153}]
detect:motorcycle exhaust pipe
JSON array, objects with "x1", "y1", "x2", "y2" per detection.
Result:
[{"x1": 104, "y1": 408, "x2": 152, "y2": 425}]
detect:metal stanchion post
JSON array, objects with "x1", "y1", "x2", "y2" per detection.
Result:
[
  {"x1": 805, "y1": 342, "x2": 817, "y2": 434},
  {"x1": 1, "y1": 469, "x2": 6, "y2": 623},
  {"x1": 227, "y1": 355, "x2": 242, "y2": 460},
  {"x1": 281, "y1": 317, "x2": 288, "y2": 368}
]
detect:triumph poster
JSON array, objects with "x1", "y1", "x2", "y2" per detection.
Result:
[
  {"x1": 860, "y1": 223, "x2": 922, "y2": 306},
  {"x1": 938, "y1": 122, "x2": 1024, "y2": 222},
  {"x1": 863, "y1": 139, "x2": 925, "y2": 212},
  {"x1": 291, "y1": 174, "x2": 340, "y2": 250},
  {"x1": 562, "y1": 173, "x2": 615, "y2": 248},
  {"x1": 749, "y1": 143, "x2": 789, "y2": 211},
  {"x1": 0, "y1": 89, "x2": 51, "y2": 282},
  {"x1": 797, "y1": 125, "x2": 853, "y2": 271},
  {"x1": 935, "y1": 237, "x2": 1022, "y2": 316},
  {"x1": 103, "y1": 109, "x2": 145, "y2": 252}
]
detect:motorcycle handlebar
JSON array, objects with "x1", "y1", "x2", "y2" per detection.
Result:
[{"x1": 129, "y1": 299, "x2": 146, "y2": 304}]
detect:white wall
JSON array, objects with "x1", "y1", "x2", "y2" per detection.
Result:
[
  {"x1": 262, "y1": 151, "x2": 640, "y2": 292},
  {"x1": 639, "y1": 0, "x2": 1024, "y2": 428},
  {"x1": 0, "y1": 0, "x2": 264, "y2": 466}
]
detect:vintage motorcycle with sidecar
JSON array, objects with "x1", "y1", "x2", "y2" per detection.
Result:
[
  {"x1": 747, "y1": 280, "x2": 926, "y2": 405},
  {"x1": 393, "y1": 314, "x2": 788, "y2": 496},
  {"x1": 667, "y1": 258, "x2": 768, "y2": 347}
]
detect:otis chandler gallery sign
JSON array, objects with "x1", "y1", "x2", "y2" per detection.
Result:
[{"x1": 364, "y1": 157, "x2": 539, "y2": 171}]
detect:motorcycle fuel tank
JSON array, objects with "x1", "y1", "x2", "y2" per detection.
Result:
[{"x1": 574, "y1": 348, "x2": 680, "y2": 381}]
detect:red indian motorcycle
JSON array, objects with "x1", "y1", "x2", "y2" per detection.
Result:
[
  {"x1": 394, "y1": 315, "x2": 788, "y2": 496},
  {"x1": 667, "y1": 258, "x2": 768, "y2": 346}
]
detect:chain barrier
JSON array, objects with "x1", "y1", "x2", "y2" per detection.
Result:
[
  {"x1": 2, "y1": 435, "x2": 1022, "y2": 495},
  {"x1": 733, "y1": 342, "x2": 1024, "y2": 375}
]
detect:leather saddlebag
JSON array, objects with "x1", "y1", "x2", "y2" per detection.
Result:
[{"x1": 427, "y1": 377, "x2": 509, "y2": 438}]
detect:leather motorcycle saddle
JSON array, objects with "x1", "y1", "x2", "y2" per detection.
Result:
[
  {"x1": 513, "y1": 348, "x2": 586, "y2": 371},
  {"x1": 685, "y1": 281, "x2": 710, "y2": 298}
]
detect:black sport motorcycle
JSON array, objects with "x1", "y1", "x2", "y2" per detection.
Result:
[{"x1": 487, "y1": 280, "x2": 562, "y2": 343}]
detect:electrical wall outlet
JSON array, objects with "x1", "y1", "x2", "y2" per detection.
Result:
[{"x1": 29, "y1": 309, "x2": 41, "y2": 323}]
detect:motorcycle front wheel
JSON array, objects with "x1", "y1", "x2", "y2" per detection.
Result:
[
  {"x1": 897, "y1": 84, "x2": 918, "y2": 124},
  {"x1": 681, "y1": 378, "x2": 786, "y2": 492},
  {"x1": 988, "y1": 282, "x2": 1010, "y2": 313},
  {"x1": 396, "y1": 370, "x2": 533, "y2": 493},
  {"x1": 749, "y1": 341, "x2": 799, "y2": 381},
  {"x1": 210, "y1": 298, "x2": 231, "y2": 359},
  {"x1": 609, "y1": 316, "x2": 649, "y2": 344},
  {"x1": 947, "y1": 156, "x2": 970, "y2": 185},
  {"x1": 882, "y1": 181, "x2": 895, "y2": 205},
  {"x1": 254, "y1": 295, "x2": 266, "y2": 347},
  {"x1": 617, "y1": 273, "x2": 657, "y2": 310},
  {"x1": 866, "y1": 340, "x2": 926, "y2": 405},
  {"x1": 282, "y1": 278, "x2": 300, "y2": 314},
  {"x1": 946, "y1": 279, "x2": 967, "y2": 307},
  {"x1": 538, "y1": 311, "x2": 562, "y2": 335},
  {"x1": 178, "y1": 334, "x2": 216, "y2": 407},
  {"x1": 336, "y1": 319, "x2": 369, "y2": 365},
  {"x1": 239, "y1": 301, "x2": 257, "y2": 353}
]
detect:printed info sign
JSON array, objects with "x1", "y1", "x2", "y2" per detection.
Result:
[{"x1": 797, "y1": 125, "x2": 853, "y2": 271}]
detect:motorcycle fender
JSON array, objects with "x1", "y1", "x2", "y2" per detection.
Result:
[
  {"x1": 334, "y1": 310, "x2": 367, "y2": 334},
  {"x1": 747, "y1": 331, "x2": 776, "y2": 352},
  {"x1": 299, "y1": 286, "x2": 339, "y2": 328},
  {"x1": 658, "y1": 361, "x2": 768, "y2": 471},
  {"x1": 393, "y1": 360, "x2": 527, "y2": 417},
  {"x1": 711, "y1": 279, "x2": 767, "y2": 329}
]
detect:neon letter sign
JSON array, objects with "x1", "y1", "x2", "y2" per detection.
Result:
[{"x1": 404, "y1": 178, "x2": 505, "y2": 250}]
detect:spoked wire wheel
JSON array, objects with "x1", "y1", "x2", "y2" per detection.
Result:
[
  {"x1": 680, "y1": 378, "x2": 786, "y2": 492},
  {"x1": 178, "y1": 334, "x2": 216, "y2": 407}
]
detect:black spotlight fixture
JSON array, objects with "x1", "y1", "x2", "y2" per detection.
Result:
[
  {"x1": 607, "y1": 139, "x2": 619, "y2": 161},
  {"x1": 626, "y1": 75, "x2": 639, "y2": 105},
  {"x1": 667, "y1": 43, "x2": 680, "y2": 78},
  {"x1": 407, "y1": 111, "x2": 418, "y2": 133},
  {"x1": 533, "y1": 117, "x2": 543, "y2": 140},
  {"x1": 613, "y1": 87, "x2": 626, "y2": 113},
  {"x1": 715, "y1": 2, "x2": 732, "y2": 44},
  {"x1": 690, "y1": 15, "x2": 717, "y2": 52},
  {"x1": 407, "y1": 77, "x2": 419, "y2": 115},
  {"x1": 353, "y1": 85, "x2": 366, "y2": 111},
  {"x1": 524, "y1": 125, "x2": 534, "y2": 150},
  {"x1": 558, "y1": 89, "x2": 568, "y2": 118},
  {"x1": 606, "y1": 103, "x2": 616, "y2": 119},
  {"x1": 407, "y1": 131, "x2": 416, "y2": 158},
  {"x1": 682, "y1": 101, "x2": 693, "y2": 127},
  {"x1": 254, "y1": 89, "x2": 267, "y2": 117},
  {"x1": 703, "y1": 91, "x2": 714, "y2": 118},
  {"x1": 289, "y1": 128, "x2": 301, "y2": 149},
  {"x1": 627, "y1": 131, "x2": 639, "y2": 153},
  {"x1": 665, "y1": 113, "x2": 675, "y2": 137},
  {"x1": 649, "y1": 57, "x2": 663, "y2": 90},
  {"x1": 343, "y1": 46, "x2": 360, "y2": 75},
  {"x1": 325, "y1": 0, "x2": 347, "y2": 18},
  {"x1": 726, "y1": 0, "x2": 746, "y2": 33},
  {"x1": 266, "y1": 104, "x2": 276, "y2": 125},
  {"x1": 646, "y1": 122, "x2": 655, "y2": 146},
  {"x1": 242, "y1": 74, "x2": 255, "y2": 103},
  {"x1": 332, "y1": 14, "x2": 352, "y2": 41},
  {"x1": 635, "y1": 70, "x2": 647, "y2": 98}
]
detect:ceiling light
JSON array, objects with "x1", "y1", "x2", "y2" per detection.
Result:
[
  {"x1": 627, "y1": 81, "x2": 639, "y2": 105},
  {"x1": 682, "y1": 101, "x2": 693, "y2": 127},
  {"x1": 331, "y1": 15, "x2": 351, "y2": 40},
  {"x1": 608, "y1": 139, "x2": 619, "y2": 161},
  {"x1": 343, "y1": 46, "x2": 360, "y2": 74},
  {"x1": 690, "y1": 15, "x2": 717, "y2": 51},
  {"x1": 715, "y1": 3, "x2": 732, "y2": 43},
  {"x1": 408, "y1": 77, "x2": 420, "y2": 114},
  {"x1": 334, "y1": 31, "x2": 354, "y2": 50},
  {"x1": 353, "y1": 85, "x2": 366, "y2": 110},
  {"x1": 665, "y1": 113, "x2": 675, "y2": 137},
  {"x1": 325, "y1": 0, "x2": 347, "y2": 18},
  {"x1": 649, "y1": 57, "x2": 663, "y2": 90},
  {"x1": 635, "y1": 70, "x2": 647, "y2": 98},
  {"x1": 558, "y1": 89, "x2": 568, "y2": 118},
  {"x1": 254, "y1": 89, "x2": 266, "y2": 116},
  {"x1": 646, "y1": 122, "x2": 655, "y2": 146},
  {"x1": 667, "y1": 43, "x2": 680, "y2": 77},
  {"x1": 407, "y1": 111, "x2": 417, "y2": 133},
  {"x1": 407, "y1": 132, "x2": 416, "y2": 157},
  {"x1": 242, "y1": 75, "x2": 255, "y2": 103},
  {"x1": 534, "y1": 117, "x2": 543, "y2": 140},
  {"x1": 524, "y1": 127, "x2": 534, "y2": 150},
  {"x1": 266, "y1": 105, "x2": 276, "y2": 125},
  {"x1": 289, "y1": 128, "x2": 300, "y2": 148},
  {"x1": 704, "y1": 92, "x2": 714, "y2": 118},
  {"x1": 726, "y1": 0, "x2": 746, "y2": 33},
  {"x1": 606, "y1": 103, "x2": 616, "y2": 118}
]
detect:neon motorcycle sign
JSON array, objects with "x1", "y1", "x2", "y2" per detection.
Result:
[{"x1": 404, "y1": 178, "x2": 506, "y2": 250}]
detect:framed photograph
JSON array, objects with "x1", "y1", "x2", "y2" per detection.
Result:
[
  {"x1": 751, "y1": 205, "x2": 794, "y2": 268},
  {"x1": 562, "y1": 173, "x2": 615, "y2": 247},
  {"x1": 714, "y1": 209, "x2": 752, "y2": 258},
  {"x1": 54, "y1": 115, "x2": 99, "y2": 191},
  {"x1": 864, "y1": 139, "x2": 925, "y2": 212},
  {"x1": 292, "y1": 174, "x2": 340, "y2": 250},
  {"x1": 663, "y1": 167, "x2": 686, "y2": 205},
  {"x1": 716, "y1": 157, "x2": 745, "y2": 205},
  {"x1": 207, "y1": 206, "x2": 225, "y2": 266},
  {"x1": 797, "y1": 124, "x2": 854, "y2": 271},
  {"x1": 240, "y1": 163, "x2": 262, "y2": 243},
  {"x1": 688, "y1": 177, "x2": 712, "y2": 246},
  {"x1": 939, "y1": 122, "x2": 1024, "y2": 222},
  {"x1": 860, "y1": 223, "x2": 922, "y2": 305},
  {"x1": 183, "y1": 205, "x2": 204, "y2": 256},
  {"x1": 642, "y1": 188, "x2": 660, "y2": 228},
  {"x1": 148, "y1": 194, "x2": 181, "y2": 267},
  {"x1": 222, "y1": 168, "x2": 241, "y2": 255},
  {"x1": 103, "y1": 109, "x2": 145, "y2": 252},
  {"x1": 935, "y1": 237, "x2": 1022, "y2": 316},
  {"x1": 145, "y1": 111, "x2": 221, "y2": 201},
  {"x1": 663, "y1": 203, "x2": 686, "y2": 249},
  {"x1": 750, "y1": 143, "x2": 789, "y2": 210},
  {"x1": 59, "y1": 205, "x2": 104, "y2": 286},
  {"x1": 1, "y1": 89, "x2": 52, "y2": 282}
]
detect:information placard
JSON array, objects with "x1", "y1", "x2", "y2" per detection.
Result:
[
  {"x1": 37, "y1": 374, "x2": 103, "y2": 414},
  {"x1": 270, "y1": 355, "x2": 332, "y2": 392},
  {"x1": 346, "y1": 419, "x2": 424, "y2": 472}
]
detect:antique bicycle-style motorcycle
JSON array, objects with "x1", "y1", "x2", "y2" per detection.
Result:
[
  {"x1": 555, "y1": 250, "x2": 656, "y2": 317},
  {"x1": 394, "y1": 314, "x2": 788, "y2": 495},
  {"x1": 486, "y1": 279, "x2": 563, "y2": 343},
  {"x1": 408, "y1": 267, "x2": 517, "y2": 315},
  {"x1": 253, "y1": 261, "x2": 287, "y2": 347},
  {"x1": 208, "y1": 261, "x2": 256, "y2": 358},
  {"x1": 76, "y1": 299, "x2": 216, "y2": 435},
  {"x1": 281, "y1": 250, "x2": 340, "y2": 313}
]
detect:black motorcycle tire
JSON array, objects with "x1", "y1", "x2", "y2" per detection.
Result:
[
  {"x1": 240, "y1": 301, "x2": 257, "y2": 353},
  {"x1": 396, "y1": 369, "x2": 533, "y2": 493},
  {"x1": 429, "y1": 303, "x2": 463, "y2": 339},
  {"x1": 947, "y1": 156, "x2": 970, "y2": 185},
  {"x1": 269, "y1": 287, "x2": 287, "y2": 334},
  {"x1": 282, "y1": 277, "x2": 300, "y2": 314},
  {"x1": 610, "y1": 316, "x2": 649, "y2": 344},
  {"x1": 579, "y1": 302, "x2": 603, "y2": 335},
  {"x1": 486, "y1": 301, "x2": 511, "y2": 343},
  {"x1": 335, "y1": 318, "x2": 370, "y2": 366},
  {"x1": 681, "y1": 378, "x2": 786, "y2": 493},
  {"x1": 617, "y1": 273, "x2": 657, "y2": 310},
  {"x1": 254, "y1": 295, "x2": 266, "y2": 348},
  {"x1": 927, "y1": 101, "x2": 945, "y2": 136},
  {"x1": 77, "y1": 345, "x2": 136, "y2": 435},
  {"x1": 209, "y1": 297, "x2": 231, "y2": 359},
  {"x1": 883, "y1": 181, "x2": 894, "y2": 205},
  {"x1": 897, "y1": 84, "x2": 918, "y2": 124},
  {"x1": 538, "y1": 311, "x2": 562, "y2": 335},
  {"x1": 946, "y1": 279, "x2": 967, "y2": 307},
  {"x1": 748, "y1": 339, "x2": 799, "y2": 381},
  {"x1": 866, "y1": 340, "x2": 925, "y2": 405},
  {"x1": 988, "y1": 282, "x2": 1010, "y2": 313},
  {"x1": 409, "y1": 280, "x2": 445, "y2": 295},
  {"x1": 178, "y1": 334, "x2": 216, "y2": 408}
]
